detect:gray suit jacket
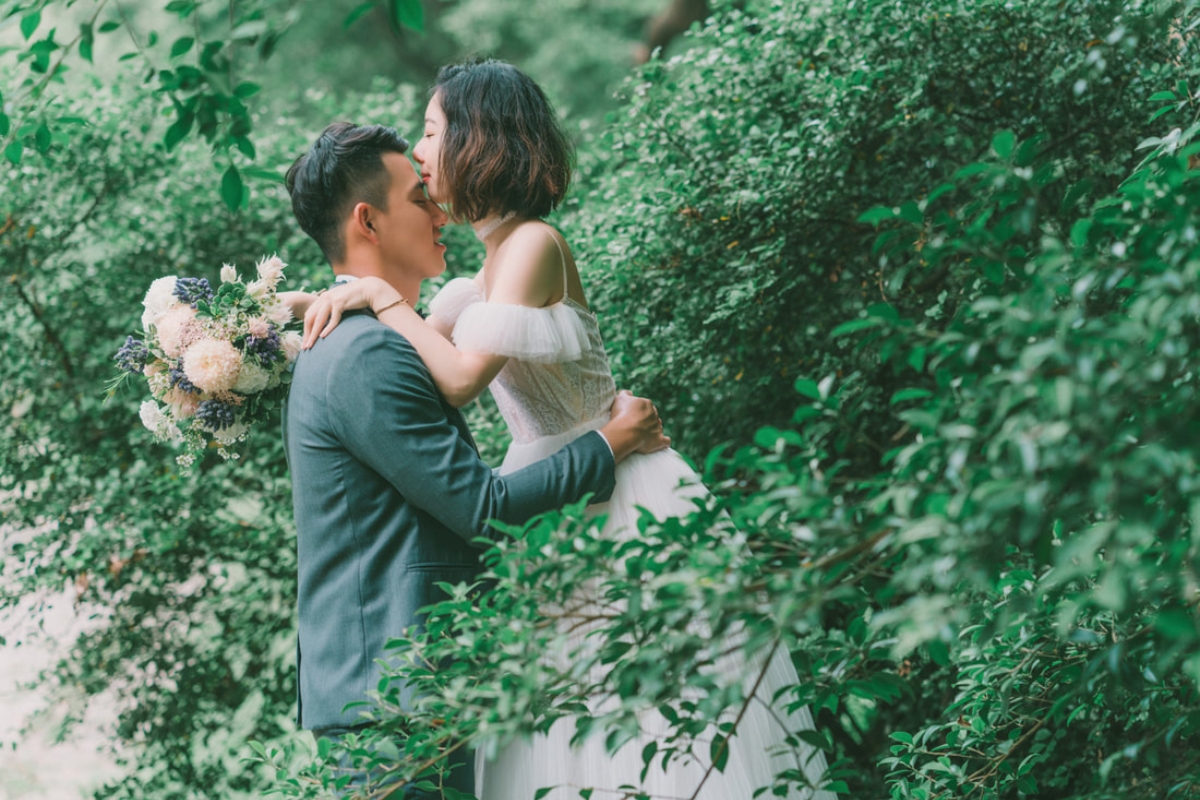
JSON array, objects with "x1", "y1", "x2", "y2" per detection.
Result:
[{"x1": 283, "y1": 311, "x2": 615, "y2": 731}]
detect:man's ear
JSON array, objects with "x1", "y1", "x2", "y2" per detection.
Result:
[{"x1": 351, "y1": 202, "x2": 378, "y2": 243}]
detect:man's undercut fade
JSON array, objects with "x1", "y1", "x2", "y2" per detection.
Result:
[
  {"x1": 286, "y1": 122, "x2": 410, "y2": 264},
  {"x1": 433, "y1": 58, "x2": 573, "y2": 223}
]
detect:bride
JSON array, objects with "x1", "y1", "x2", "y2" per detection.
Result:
[{"x1": 292, "y1": 58, "x2": 836, "y2": 800}]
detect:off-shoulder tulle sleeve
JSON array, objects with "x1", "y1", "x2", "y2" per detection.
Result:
[
  {"x1": 427, "y1": 277, "x2": 483, "y2": 326},
  {"x1": 452, "y1": 302, "x2": 593, "y2": 363}
]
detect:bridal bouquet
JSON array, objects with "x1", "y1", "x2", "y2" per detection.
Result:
[{"x1": 113, "y1": 256, "x2": 301, "y2": 466}]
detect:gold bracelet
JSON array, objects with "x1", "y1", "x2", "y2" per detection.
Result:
[{"x1": 373, "y1": 296, "x2": 408, "y2": 315}]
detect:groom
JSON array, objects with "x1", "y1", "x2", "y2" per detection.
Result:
[{"x1": 282, "y1": 122, "x2": 666, "y2": 796}]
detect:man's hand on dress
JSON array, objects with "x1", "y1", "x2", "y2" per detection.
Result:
[
  {"x1": 600, "y1": 389, "x2": 670, "y2": 463},
  {"x1": 302, "y1": 277, "x2": 405, "y2": 349}
]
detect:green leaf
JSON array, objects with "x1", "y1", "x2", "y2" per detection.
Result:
[
  {"x1": 233, "y1": 82, "x2": 261, "y2": 99},
  {"x1": 164, "y1": 111, "x2": 194, "y2": 151},
  {"x1": 794, "y1": 378, "x2": 820, "y2": 399},
  {"x1": 98, "y1": 21, "x2": 121, "y2": 33},
  {"x1": 534, "y1": 789, "x2": 554, "y2": 800},
  {"x1": 34, "y1": 123, "x2": 51, "y2": 153},
  {"x1": 242, "y1": 167, "x2": 284, "y2": 184},
  {"x1": 991, "y1": 129, "x2": 1016, "y2": 159},
  {"x1": 221, "y1": 165, "x2": 244, "y2": 211},
  {"x1": 0, "y1": 113, "x2": 9, "y2": 138},
  {"x1": 857, "y1": 205, "x2": 896, "y2": 225},
  {"x1": 830, "y1": 317, "x2": 883, "y2": 337},
  {"x1": 233, "y1": 136, "x2": 256, "y2": 160},
  {"x1": 170, "y1": 36, "x2": 195, "y2": 58},
  {"x1": 1148, "y1": 90, "x2": 1177, "y2": 102},
  {"x1": 5, "y1": 139, "x2": 23, "y2": 165},
  {"x1": 344, "y1": 1, "x2": 377, "y2": 29},
  {"x1": 1070, "y1": 219, "x2": 1092, "y2": 248},
  {"x1": 79, "y1": 36, "x2": 93, "y2": 62},
  {"x1": 708, "y1": 733, "x2": 730, "y2": 773},
  {"x1": 890, "y1": 388, "x2": 933, "y2": 405},
  {"x1": 20, "y1": 10, "x2": 41, "y2": 40},
  {"x1": 389, "y1": 0, "x2": 425, "y2": 33}
]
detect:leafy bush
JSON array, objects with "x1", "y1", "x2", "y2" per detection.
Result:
[
  {"x1": 0, "y1": 71, "x2": 442, "y2": 799},
  {"x1": 570, "y1": 0, "x2": 1200, "y2": 459}
]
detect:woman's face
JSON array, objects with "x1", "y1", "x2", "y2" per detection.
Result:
[{"x1": 412, "y1": 93, "x2": 447, "y2": 204}]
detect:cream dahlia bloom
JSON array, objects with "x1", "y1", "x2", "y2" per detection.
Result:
[
  {"x1": 182, "y1": 338, "x2": 243, "y2": 393},
  {"x1": 142, "y1": 276, "x2": 182, "y2": 330},
  {"x1": 233, "y1": 359, "x2": 271, "y2": 394},
  {"x1": 155, "y1": 306, "x2": 199, "y2": 359}
]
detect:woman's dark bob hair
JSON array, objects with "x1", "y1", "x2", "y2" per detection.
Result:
[{"x1": 433, "y1": 58, "x2": 573, "y2": 223}]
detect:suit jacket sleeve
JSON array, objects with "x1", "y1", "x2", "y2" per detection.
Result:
[{"x1": 327, "y1": 324, "x2": 615, "y2": 543}]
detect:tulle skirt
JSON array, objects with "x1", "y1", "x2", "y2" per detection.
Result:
[{"x1": 475, "y1": 418, "x2": 837, "y2": 800}]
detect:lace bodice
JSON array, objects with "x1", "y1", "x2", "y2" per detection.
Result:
[{"x1": 428, "y1": 277, "x2": 617, "y2": 445}]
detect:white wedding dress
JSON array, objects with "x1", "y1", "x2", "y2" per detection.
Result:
[{"x1": 428, "y1": 253, "x2": 836, "y2": 800}]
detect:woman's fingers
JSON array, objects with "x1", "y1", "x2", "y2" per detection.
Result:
[{"x1": 320, "y1": 305, "x2": 343, "y2": 339}]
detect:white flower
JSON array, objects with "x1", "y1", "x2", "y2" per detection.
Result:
[
  {"x1": 182, "y1": 338, "x2": 243, "y2": 393},
  {"x1": 142, "y1": 276, "x2": 182, "y2": 330},
  {"x1": 245, "y1": 279, "x2": 270, "y2": 301},
  {"x1": 220, "y1": 263, "x2": 238, "y2": 284},
  {"x1": 255, "y1": 255, "x2": 286, "y2": 288},
  {"x1": 139, "y1": 400, "x2": 182, "y2": 444},
  {"x1": 281, "y1": 331, "x2": 303, "y2": 364},
  {"x1": 233, "y1": 359, "x2": 271, "y2": 394},
  {"x1": 213, "y1": 421, "x2": 249, "y2": 446},
  {"x1": 265, "y1": 300, "x2": 293, "y2": 326}
]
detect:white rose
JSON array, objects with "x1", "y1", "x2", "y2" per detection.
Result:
[
  {"x1": 232, "y1": 359, "x2": 271, "y2": 394},
  {"x1": 220, "y1": 263, "x2": 238, "y2": 284},
  {"x1": 141, "y1": 276, "x2": 182, "y2": 330},
  {"x1": 139, "y1": 400, "x2": 182, "y2": 444},
  {"x1": 255, "y1": 255, "x2": 286, "y2": 288}
]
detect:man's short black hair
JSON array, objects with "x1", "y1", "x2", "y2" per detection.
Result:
[{"x1": 285, "y1": 122, "x2": 410, "y2": 264}]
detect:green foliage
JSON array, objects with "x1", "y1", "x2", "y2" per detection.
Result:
[
  {"x1": 570, "y1": 0, "x2": 1200, "y2": 459},
  {"x1": 7, "y1": 1, "x2": 1200, "y2": 799},
  {"x1": 0, "y1": 70, "x2": 427, "y2": 799}
]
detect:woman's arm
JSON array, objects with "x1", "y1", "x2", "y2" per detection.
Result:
[{"x1": 303, "y1": 234, "x2": 563, "y2": 407}]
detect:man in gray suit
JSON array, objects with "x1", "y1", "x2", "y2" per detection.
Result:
[{"x1": 283, "y1": 123, "x2": 665, "y2": 797}]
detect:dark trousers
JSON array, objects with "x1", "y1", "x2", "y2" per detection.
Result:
[{"x1": 313, "y1": 725, "x2": 474, "y2": 799}]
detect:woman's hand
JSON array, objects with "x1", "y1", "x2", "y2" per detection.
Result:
[{"x1": 302, "y1": 277, "x2": 405, "y2": 349}]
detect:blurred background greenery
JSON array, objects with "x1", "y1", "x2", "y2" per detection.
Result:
[{"x1": 3, "y1": 1, "x2": 1200, "y2": 799}]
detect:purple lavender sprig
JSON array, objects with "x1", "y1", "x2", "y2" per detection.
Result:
[
  {"x1": 169, "y1": 365, "x2": 201, "y2": 394},
  {"x1": 114, "y1": 336, "x2": 151, "y2": 374},
  {"x1": 244, "y1": 326, "x2": 283, "y2": 366},
  {"x1": 174, "y1": 277, "x2": 214, "y2": 306}
]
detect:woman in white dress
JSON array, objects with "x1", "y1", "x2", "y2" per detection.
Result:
[{"x1": 298, "y1": 58, "x2": 836, "y2": 800}]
